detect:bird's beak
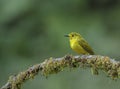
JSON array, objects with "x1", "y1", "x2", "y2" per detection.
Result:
[{"x1": 64, "y1": 34, "x2": 69, "y2": 37}]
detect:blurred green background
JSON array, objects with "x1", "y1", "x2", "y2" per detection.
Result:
[{"x1": 0, "y1": 0, "x2": 120, "y2": 89}]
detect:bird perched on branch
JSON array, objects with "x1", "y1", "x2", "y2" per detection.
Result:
[{"x1": 65, "y1": 32, "x2": 94, "y2": 55}]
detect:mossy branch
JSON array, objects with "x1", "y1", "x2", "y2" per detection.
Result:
[{"x1": 1, "y1": 55, "x2": 120, "y2": 89}]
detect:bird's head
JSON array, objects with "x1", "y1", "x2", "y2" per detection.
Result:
[{"x1": 64, "y1": 32, "x2": 81, "y2": 40}]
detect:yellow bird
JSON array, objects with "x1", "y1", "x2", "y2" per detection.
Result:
[{"x1": 65, "y1": 32, "x2": 94, "y2": 55}]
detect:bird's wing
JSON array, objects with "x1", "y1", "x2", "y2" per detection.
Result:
[{"x1": 78, "y1": 39, "x2": 94, "y2": 55}]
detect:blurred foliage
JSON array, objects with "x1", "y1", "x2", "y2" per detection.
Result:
[{"x1": 0, "y1": 0, "x2": 120, "y2": 89}]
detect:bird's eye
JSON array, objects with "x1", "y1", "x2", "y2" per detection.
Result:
[{"x1": 72, "y1": 35, "x2": 74, "y2": 37}]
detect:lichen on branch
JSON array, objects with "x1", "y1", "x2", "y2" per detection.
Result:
[{"x1": 1, "y1": 55, "x2": 120, "y2": 89}]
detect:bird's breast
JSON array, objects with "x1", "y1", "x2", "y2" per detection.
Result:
[{"x1": 70, "y1": 39, "x2": 87, "y2": 54}]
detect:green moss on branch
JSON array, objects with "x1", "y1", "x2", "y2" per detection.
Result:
[{"x1": 1, "y1": 55, "x2": 120, "y2": 89}]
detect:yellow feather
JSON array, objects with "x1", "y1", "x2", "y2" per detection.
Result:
[{"x1": 65, "y1": 32, "x2": 94, "y2": 55}]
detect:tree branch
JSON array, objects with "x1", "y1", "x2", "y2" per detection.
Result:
[{"x1": 1, "y1": 55, "x2": 120, "y2": 89}]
